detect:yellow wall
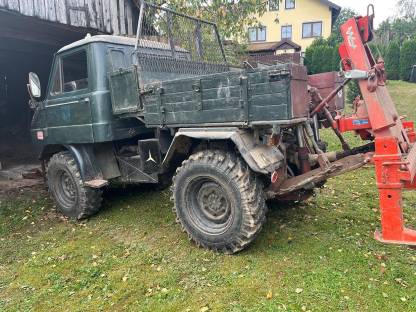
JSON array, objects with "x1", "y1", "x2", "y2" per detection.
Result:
[{"x1": 252, "y1": 0, "x2": 334, "y2": 51}]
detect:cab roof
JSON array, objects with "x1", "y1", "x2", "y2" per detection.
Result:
[{"x1": 58, "y1": 34, "x2": 187, "y2": 53}]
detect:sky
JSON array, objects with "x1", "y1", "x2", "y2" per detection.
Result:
[{"x1": 331, "y1": 0, "x2": 399, "y2": 27}]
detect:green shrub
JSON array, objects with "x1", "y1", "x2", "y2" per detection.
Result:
[
  {"x1": 321, "y1": 45, "x2": 334, "y2": 72},
  {"x1": 346, "y1": 80, "x2": 362, "y2": 104},
  {"x1": 385, "y1": 41, "x2": 401, "y2": 80},
  {"x1": 304, "y1": 38, "x2": 330, "y2": 74},
  {"x1": 310, "y1": 44, "x2": 333, "y2": 74},
  {"x1": 369, "y1": 43, "x2": 387, "y2": 60},
  {"x1": 304, "y1": 46, "x2": 314, "y2": 74},
  {"x1": 332, "y1": 44, "x2": 341, "y2": 71},
  {"x1": 400, "y1": 40, "x2": 416, "y2": 81}
]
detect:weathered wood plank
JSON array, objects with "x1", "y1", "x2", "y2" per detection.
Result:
[
  {"x1": 86, "y1": 0, "x2": 97, "y2": 29},
  {"x1": 68, "y1": 0, "x2": 88, "y2": 27},
  {"x1": 94, "y1": 0, "x2": 103, "y2": 30},
  {"x1": 0, "y1": 0, "x2": 135, "y2": 35},
  {"x1": 19, "y1": 0, "x2": 34, "y2": 16},
  {"x1": 69, "y1": 9, "x2": 87, "y2": 27},
  {"x1": 46, "y1": 0, "x2": 56, "y2": 21},
  {"x1": 110, "y1": 0, "x2": 119, "y2": 34},
  {"x1": 33, "y1": 0, "x2": 47, "y2": 19},
  {"x1": 54, "y1": 0, "x2": 67, "y2": 24},
  {"x1": 7, "y1": 0, "x2": 20, "y2": 11},
  {"x1": 102, "y1": 0, "x2": 112, "y2": 33},
  {"x1": 126, "y1": 0, "x2": 133, "y2": 35},
  {"x1": 118, "y1": 0, "x2": 126, "y2": 35}
]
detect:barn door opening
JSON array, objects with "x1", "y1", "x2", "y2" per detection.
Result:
[{"x1": 0, "y1": 11, "x2": 94, "y2": 182}]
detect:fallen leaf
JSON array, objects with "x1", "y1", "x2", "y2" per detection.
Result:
[{"x1": 266, "y1": 290, "x2": 273, "y2": 299}]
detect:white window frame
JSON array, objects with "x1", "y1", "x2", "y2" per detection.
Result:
[
  {"x1": 281, "y1": 25, "x2": 292, "y2": 40},
  {"x1": 248, "y1": 27, "x2": 267, "y2": 42},
  {"x1": 269, "y1": 0, "x2": 279, "y2": 11},
  {"x1": 285, "y1": 0, "x2": 295, "y2": 9},
  {"x1": 302, "y1": 21, "x2": 323, "y2": 38}
]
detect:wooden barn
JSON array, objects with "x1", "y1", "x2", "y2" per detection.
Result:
[{"x1": 0, "y1": 0, "x2": 139, "y2": 173}]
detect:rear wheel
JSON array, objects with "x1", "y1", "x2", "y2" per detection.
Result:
[
  {"x1": 172, "y1": 150, "x2": 267, "y2": 254},
  {"x1": 47, "y1": 152, "x2": 103, "y2": 220}
]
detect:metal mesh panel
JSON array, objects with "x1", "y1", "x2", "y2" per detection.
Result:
[{"x1": 133, "y1": 2, "x2": 229, "y2": 82}]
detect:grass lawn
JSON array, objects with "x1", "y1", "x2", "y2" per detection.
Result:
[{"x1": 1, "y1": 81, "x2": 416, "y2": 311}]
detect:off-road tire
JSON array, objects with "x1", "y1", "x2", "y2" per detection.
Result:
[
  {"x1": 47, "y1": 152, "x2": 103, "y2": 220},
  {"x1": 172, "y1": 150, "x2": 267, "y2": 254}
]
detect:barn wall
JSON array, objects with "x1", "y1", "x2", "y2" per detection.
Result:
[{"x1": 0, "y1": 0, "x2": 137, "y2": 35}]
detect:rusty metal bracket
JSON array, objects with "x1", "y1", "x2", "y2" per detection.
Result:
[{"x1": 266, "y1": 154, "x2": 368, "y2": 198}]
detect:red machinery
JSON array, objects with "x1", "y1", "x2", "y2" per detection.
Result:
[{"x1": 315, "y1": 5, "x2": 416, "y2": 245}]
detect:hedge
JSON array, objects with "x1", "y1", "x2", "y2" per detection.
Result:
[
  {"x1": 400, "y1": 40, "x2": 416, "y2": 81},
  {"x1": 385, "y1": 41, "x2": 400, "y2": 80}
]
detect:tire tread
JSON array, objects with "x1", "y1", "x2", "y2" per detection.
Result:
[
  {"x1": 172, "y1": 150, "x2": 267, "y2": 254},
  {"x1": 47, "y1": 152, "x2": 103, "y2": 220}
]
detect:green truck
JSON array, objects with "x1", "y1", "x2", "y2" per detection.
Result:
[{"x1": 28, "y1": 3, "x2": 361, "y2": 253}]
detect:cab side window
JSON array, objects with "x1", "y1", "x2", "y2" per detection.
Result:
[
  {"x1": 50, "y1": 50, "x2": 88, "y2": 95},
  {"x1": 62, "y1": 50, "x2": 88, "y2": 92}
]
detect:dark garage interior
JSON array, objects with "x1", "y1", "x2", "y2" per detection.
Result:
[{"x1": 0, "y1": 10, "x2": 96, "y2": 178}]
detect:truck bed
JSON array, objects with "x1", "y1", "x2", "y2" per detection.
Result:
[{"x1": 141, "y1": 63, "x2": 309, "y2": 127}]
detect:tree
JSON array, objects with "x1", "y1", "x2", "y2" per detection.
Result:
[
  {"x1": 309, "y1": 44, "x2": 333, "y2": 74},
  {"x1": 376, "y1": 20, "x2": 392, "y2": 46},
  {"x1": 327, "y1": 8, "x2": 357, "y2": 46},
  {"x1": 321, "y1": 45, "x2": 334, "y2": 73},
  {"x1": 368, "y1": 42, "x2": 387, "y2": 60},
  {"x1": 331, "y1": 44, "x2": 340, "y2": 71},
  {"x1": 385, "y1": 41, "x2": 401, "y2": 80},
  {"x1": 397, "y1": 0, "x2": 416, "y2": 20},
  {"x1": 303, "y1": 46, "x2": 314, "y2": 74},
  {"x1": 157, "y1": 0, "x2": 270, "y2": 39},
  {"x1": 400, "y1": 39, "x2": 416, "y2": 80},
  {"x1": 346, "y1": 81, "x2": 362, "y2": 104},
  {"x1": 304, "y1": 38, "x2": 328, "y2": 74},
  {"x1": 391, "y1": 18, "x2": 416, "y2": 42}
]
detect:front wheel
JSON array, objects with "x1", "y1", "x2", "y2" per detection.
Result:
[
  {"x1": 47, "y1": 152, "x2": 103, "y2": 220},
  {"x1": 172, "y1": 150, "x2": 267, "y2": 254}
]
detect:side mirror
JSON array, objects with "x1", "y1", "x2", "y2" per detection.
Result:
[{"x1": 28, "y1": 72, "x2": 41, "y2": 98}]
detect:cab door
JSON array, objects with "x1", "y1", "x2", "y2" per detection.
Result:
[{"x1": 44, "y1": 47, "x2": 94, "y2": 144}]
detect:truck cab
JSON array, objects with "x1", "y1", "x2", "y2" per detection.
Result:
[{"x1": 31, "y1": 35, "x2": 152, "y2": 148}]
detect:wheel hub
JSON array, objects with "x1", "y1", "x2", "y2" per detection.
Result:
[
  {"x1": 197, "y1": 182, "x2": 230, "y2": 223},
  {"x1": 58, "y1": 171, "x2": 77, "y2": 206},
  {"x1": 63, "y1": 175, "x2": 76, "y2": 197}
]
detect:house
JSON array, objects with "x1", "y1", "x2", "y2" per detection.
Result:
[{"x1": 247, "y1": 0, "x2": 341, "y2": 62}]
